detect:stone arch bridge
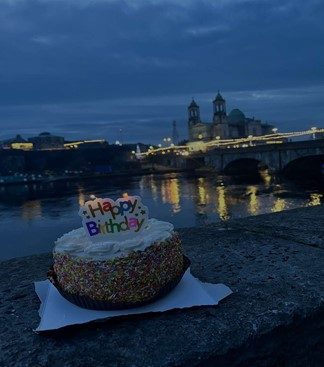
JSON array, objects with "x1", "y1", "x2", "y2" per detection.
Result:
[{"x1": 202, "y1": 139, "x2": 324, "y2": 174}]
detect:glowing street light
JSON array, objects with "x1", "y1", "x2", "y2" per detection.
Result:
[
  {"x1": 248, "y1": 135, "x2": 253, "y2": 147},
  {"x1": 311, "y1": 126, "x2": 317, "y2": 140},
  {"x1": 272, "y1": 128, "x2": 278, "y2": 134},
  {"x1": 163, "y1": 137, "x2": 171, "y2": 146}
]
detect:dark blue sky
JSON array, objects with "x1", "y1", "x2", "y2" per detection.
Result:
[{"x1": 0, "y1": 0, "x2": 323, "y2": 143}]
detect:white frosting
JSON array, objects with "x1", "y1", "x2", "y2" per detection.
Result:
[{"x1": 54, "y1": 218, "x2": 174, "y2": 260}]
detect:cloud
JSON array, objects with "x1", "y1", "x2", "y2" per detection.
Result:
[
  {"x1": 31, "y1": 35, "x2": 53, "y2": 45},
  {"x1": 0, "y1": 0, "x2": 323, "y2": 140},
  {"x1": 186, "y1": 25, "x2": 230, "y2": 36}
]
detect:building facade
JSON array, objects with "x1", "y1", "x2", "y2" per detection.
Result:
[{"x1": 188, "y1": 92, "x2": 274, "y2": 141}]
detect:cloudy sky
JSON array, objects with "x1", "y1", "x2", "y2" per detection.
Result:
[{"x1": 0, "y1": 0, "x2": 323, "y2": 143}]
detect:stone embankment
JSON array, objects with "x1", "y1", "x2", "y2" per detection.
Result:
[{"x1": 0, "y1": 206, "x2": 323, "y2": 366}]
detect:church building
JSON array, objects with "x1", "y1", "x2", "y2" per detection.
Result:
[{"x1": 188, "y1": 92, "x2": 274, "y2": 141}]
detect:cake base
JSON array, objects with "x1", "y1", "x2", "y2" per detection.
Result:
[{"x1": 48, "y1": 256, "x2": 190, "y2": 310}]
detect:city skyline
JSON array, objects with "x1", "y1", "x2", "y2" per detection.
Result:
[{"x1": 0, "y1": 0, "x2": 323, "y2": 143}]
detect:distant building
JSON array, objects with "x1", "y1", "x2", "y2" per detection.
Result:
[
  {"x1": 28, "y1": 132, "x2": 65, "y2": 150},
  {"x1": 0, "y1": 134, "x2": 33, "y2": 150},
  {"x1": 188, "y1": 92, "x2": 274, "y2": 141}
]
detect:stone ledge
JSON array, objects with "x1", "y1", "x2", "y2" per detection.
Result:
[{"x1": 0, "y1": 206, "x2": 323, "y2": 367}]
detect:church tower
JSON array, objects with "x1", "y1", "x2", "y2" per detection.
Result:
[
  {"x1": 188, "y1": 99, "x2": 202, "y2": 141},
  {"x1": 187, "y1": 98, "x2": 212, "y2": 141},
  {"x1": 212, "y1": 91, "x2": 229, "y2": 139},
  {"x1": 213, "y1": 91, "x2": 226, "y2": 123},
  {"x1": 188, "y1": 99, "x2": 200, "y2": 125}
]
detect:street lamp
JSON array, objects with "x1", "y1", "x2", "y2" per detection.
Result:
[
  {"x1": 272, "y1": 128, "x2": 278, "y2": 134},
  {"x1": 163, "y1": 137, "x2": 171, "y2": 146},
  {"x1": 311, "y1": 126, "x2": 317, "y2": 140}
]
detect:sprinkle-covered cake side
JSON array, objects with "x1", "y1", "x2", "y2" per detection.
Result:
[{"x1": 53, "y1": 232, "x2": 183, "y2": 303}]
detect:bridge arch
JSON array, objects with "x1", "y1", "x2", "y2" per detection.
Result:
[
  {"x1": 283, "y1": 154, "x2": 324, "y2": 180},
  {"x1": 223, "y1": 158, "x2": 268, "y2": 175}
]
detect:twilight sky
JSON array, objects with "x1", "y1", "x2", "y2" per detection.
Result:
[{"x1": 0, "y1": 0, "x2": 323, "y2": 144}]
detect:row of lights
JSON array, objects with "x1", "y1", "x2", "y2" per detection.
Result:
[
  {"x1": 205, "y1": 126, "x2": 323, "y2": 148},
  {"x1": 197, "y1": 128, "x2": 279, "y2": 142},
  {"x1": 146, "y1": 149, "x2": 189, "y2": 156},
  {"x1": 138, "y1": 126, "x2": 323, "y2": 157}
]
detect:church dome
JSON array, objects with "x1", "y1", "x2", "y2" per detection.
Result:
[{"x1": 228, "y1": 109, "x2": 246, "y2": 124}]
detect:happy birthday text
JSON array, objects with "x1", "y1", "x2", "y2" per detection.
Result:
[{"x1": 78, "y1": 196, "x2": 149, "y2": 241}]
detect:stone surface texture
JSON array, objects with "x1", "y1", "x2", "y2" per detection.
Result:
[{"x1": 0, "y1": 206, "x2": 323, "y2": 367}]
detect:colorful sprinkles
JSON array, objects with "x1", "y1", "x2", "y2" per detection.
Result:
[{"x1": 53, "y1": 232, "x2": 184, "y2": 304}]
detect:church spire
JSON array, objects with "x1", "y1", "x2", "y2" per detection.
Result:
[{"x1": 172, "y1": 120, "x2": 179, "y2": 145}]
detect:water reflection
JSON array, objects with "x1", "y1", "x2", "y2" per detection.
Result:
[
  {"x1": 148, "y1": 175, "x2": 158, "y2": 202},
  {"x1": 21, "y1": 200, "x2": 42, "y2": 220},
  {"x1": 260, "y1": 169, "x2": 272, "y2": 187},
  {"x1": 272, "y1": 198, "x2": 286, "y2": 212},
  {"x1": 168, "y1": 178, "x2": 181, "y2": 213},
  {"x1": 0, "y1": 172, "x2": 322, "y2": 260},
  {"x1": 160, "y1": 179, "x2": 167, "y2": 204},
  {"x1": 216, "y1": 185, "x2": 229, "y2": 221},
  {"x1": 247, "y1": 186, "x2": 259, "y2": 215},
  {"x1": 197, "y1": 177, "x2": 207, "y2": 206},
  {"x1": 308, "y1": 193, "x2": 323, "y2": 206}
]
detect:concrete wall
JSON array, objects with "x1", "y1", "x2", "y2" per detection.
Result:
[{"x1": 1, "y1": 206, "x2": 323, "y2": 366}]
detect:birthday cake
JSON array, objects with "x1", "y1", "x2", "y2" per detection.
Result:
[{"x1": 51, "y1": 195, "x2": 187, "y2": 310}]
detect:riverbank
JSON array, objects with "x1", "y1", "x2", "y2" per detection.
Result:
[
  {"x1": 0, "y1": 206, "x2": 323, "y2": 366},
  {"x1": 0, "y1": 167, "x2": 193, "y2": 187}
]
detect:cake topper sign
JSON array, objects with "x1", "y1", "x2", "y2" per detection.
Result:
[{"x1": 78, "y1": 195, "x2": 149, "y2": 241}]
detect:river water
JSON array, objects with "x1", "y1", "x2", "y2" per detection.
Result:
[{"x1": 0, "y1": 172, "x2": 322, "y2": 260}]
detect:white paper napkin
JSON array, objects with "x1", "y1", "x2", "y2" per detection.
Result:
[{"x1": 35, "y1": 269, "x2": 232, "y2": 331}]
